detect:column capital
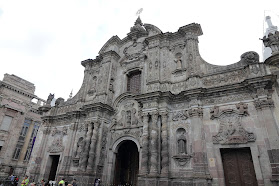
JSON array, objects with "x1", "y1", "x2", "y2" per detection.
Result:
[{"x1": 254, "y1": 98, "x2": 274, "y2": 110}]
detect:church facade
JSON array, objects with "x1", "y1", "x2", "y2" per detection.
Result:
[{"x1": 26, "y1": 17, "x2": 279, "y2": 186}]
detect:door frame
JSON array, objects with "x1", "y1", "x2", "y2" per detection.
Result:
[{"x1": 213, "y1": 144, "x2": 264, "y2": 185}]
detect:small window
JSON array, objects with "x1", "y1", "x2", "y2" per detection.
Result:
[
  {"x1": 12, "y1": 147, "x2": 21, "y2": 160},
  {"x1": 0, "y1": 116, "x2": 13, "y2": 131},
  {"x1": 29, "y1": 122, "x2": 40, "y2": 143},
  {"x1": 24, "y1": 149, "x2": 31, "y2": 161},
  {"x1": 127, "y1": 71, "x2": 141, "y2": 94},
  {"x1": 20, "y1": 119, "x2": 31, "y2": 138}
]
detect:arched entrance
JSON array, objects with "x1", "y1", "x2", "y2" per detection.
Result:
[{"x1": 114, "y1": 140, "x2": 139, "y2": 186}]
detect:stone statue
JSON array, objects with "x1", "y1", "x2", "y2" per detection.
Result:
[
  {"x1": 46, "y1": 93, "x2": 54, "y2": 105},
  {"x1": 131, "y1": 108, "x2": 138, "y2": 126},
  {"x1": 75, "y1": 137, "x2": 85, "y2": 158},
  {"x1": 174, "y1": 54, "x2": 182, "y2": 70},
  {"x1": 177, "y1": 132, "x2": 187, "y2": 154}
]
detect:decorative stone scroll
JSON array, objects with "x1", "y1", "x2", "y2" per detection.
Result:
[
  {"x1": 173, "y1": 154, "x2": 192, "y2": 167},
  {"x1": 210, "y1": 104, "x2": 256, "y2": 144}
]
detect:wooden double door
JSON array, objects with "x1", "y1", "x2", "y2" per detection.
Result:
[
  {"x1": 221, "y1": 148, "x2": 258, "y2": 186},
  {"x1": 114, "y1": 140, "x2": 139, "y2": 186}
]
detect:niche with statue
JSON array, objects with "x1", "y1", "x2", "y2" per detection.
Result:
[{"x1": 173, "y1": 128, "x2": 192, "y2": 167}]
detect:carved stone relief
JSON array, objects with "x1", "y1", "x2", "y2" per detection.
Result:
[
  {"x1": 172, "y1": 110, "x2": 188, "y2": 121},
  {"x1": 48, "y1": 127, "x2": 67, "y2": 153},
  {"x1": 112, "y1": 100, "x2": 141, "y2": 130},
  {"x1": 202, "y1": 68, "x2": 247, "y2": 87},
  {"x1": 211, "y1": 104, "x2": 256, "y2": 144},
  {"x1": 203, "y1": 93, "x2": 251, "y2": 105},
  {"x1": 123, "y1": 42, "x2": 145, "y2": 60}
]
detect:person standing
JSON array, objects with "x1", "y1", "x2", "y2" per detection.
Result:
[
  {"x1": 58, "y1": 178, "x2": 65, "y2": 186},
  {"x1": 72, "y1": 179, "x2": 77, "y2": 186},
  {"x1": 21, "y1": 175, "x2": 29, "y2": 186},
  {"x1": 40, "y1": 179, "x2": 45, "y2": 186}
]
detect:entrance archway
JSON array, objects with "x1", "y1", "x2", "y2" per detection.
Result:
[{"x1": 114, "y1": 140, "x2": 139, "y2": 186}]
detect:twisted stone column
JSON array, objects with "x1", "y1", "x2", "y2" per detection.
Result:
[
  {"x1": 87, "y1": 120, "x2": 101, "y2": 171},
  {"x1": 79, "y1": 121, "x2": 93, "y2": 171},
  {"x1": 149, "y1": 111, "x2": 159, "y2": 176},
  {"x1": 140, "y1": 113, "x2": 149, "y2": 175},
  {"x1": 160, "y1": 112, "x2": 169, "y2": 175}
]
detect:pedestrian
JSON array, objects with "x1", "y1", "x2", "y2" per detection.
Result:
[
  {"x1": 40, "y1": 179, "x2": 45, "y2": 186},
  {"x1": 58, "y1": 178, "x2": 65, "y2": 186},
  {"x1": 72, "y1": 179, "x2": 77, "y2": 186},
  {"x1": 30, "y1": 183, "x2": 36, "y2": 186},
  {"x1": 21, "y1": 175, "x2": 29, "y2": 186}
]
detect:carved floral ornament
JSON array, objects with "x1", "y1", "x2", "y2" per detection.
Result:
[{"x1": 210, "y1": 103, "x2": 256, "y2": 145}]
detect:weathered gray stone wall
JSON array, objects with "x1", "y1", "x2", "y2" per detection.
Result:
[{"x1": 26, "y1": 18, "x2": 279, "y2": 186}]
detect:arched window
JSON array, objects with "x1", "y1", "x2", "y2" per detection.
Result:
[{"x1": 127, "y1": 71, "x2": 141, "y2": 94}]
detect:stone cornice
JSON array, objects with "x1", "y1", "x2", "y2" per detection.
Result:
[
  {"x1": 0, "y1": 81, "x2": 37, "y2": 99},
  {"x1": 81, "y1": 56, "x2": 103, "y2": 67},
  {"x1": 136, "y1": 74, "x2": 275, "y2": 104},
  {"x1": 81, "y1": 102, "x2": 114, "y2": 115},
  {"x1": 100, "y1": 50, "x2": 121, "y2": 61}
]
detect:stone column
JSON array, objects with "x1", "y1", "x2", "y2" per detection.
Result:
[
  {"x1": 79, "y1": 121, "x2": 93, "y2": 171},
  {"x1": 140, "y1": 113, "x2": 149, "y2": 175},
  {"x1": 18, "y1": 120, "x2": 35, "y2": 162},
  {"x1": 87, "y1": 120, "x2": 101, "y2": 171},
  {"x1": 149, "y1": 111, "x2": 159, "y2": 176},
  {"x1": 160, "y1": 112, "x2": 169, "y2": 176}
]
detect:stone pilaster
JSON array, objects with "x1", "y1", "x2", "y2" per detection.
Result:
[
  {"x1": 160, "y1": 112, "x2": 169, "y2": 176},
  {"x1": 254, "y1": 97, "x2": 279, "y2": 149},
  {"x1": 79, "y1": 121, "x2": 93, "y2": 171},
  {"x1": 149, "y1": 111, "x2": 159, "y2": 176},
  {"x1": 140, "y1": 113, "x2": 149, "y2": 175},
  {"x1": 87, "y1": 120, "x2": 101, "y2": 171},
  {"x1": 188, "y1": 106, "x2": 207, "y2": 174},
  {"x1": 254, "y1": 96, "x2": 279, "y2": 181}
]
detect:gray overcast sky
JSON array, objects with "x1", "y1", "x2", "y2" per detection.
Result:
[{"x1": 0, "y1": 0, "x2": 278, "y2": 101}]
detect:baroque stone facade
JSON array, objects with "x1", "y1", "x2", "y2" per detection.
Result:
[
  {"x1": 26, "y1": 17, "x2": 279, "y2": 185},
  {"x1": 0, "y1": 74, "x2": 44, "y2": 179}
]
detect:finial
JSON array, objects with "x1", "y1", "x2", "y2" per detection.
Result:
[
  {"x1": 69, "y1": 89, "x2": 73, "y2": 99},
  {"x1": 135, "y1": 16, "x2": 143, "y2": 26},
  {"x1": 136, "y1": 8, "x2": 143, "y2": 16}
]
